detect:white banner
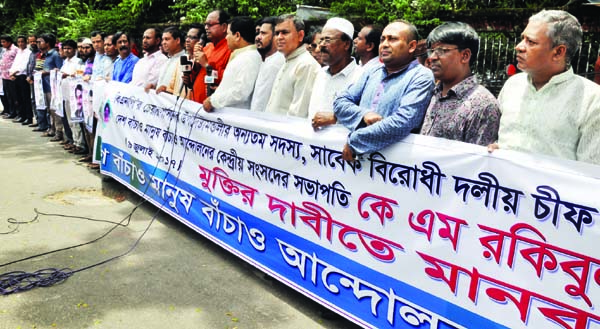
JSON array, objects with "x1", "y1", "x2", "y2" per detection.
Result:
[
  {"x1": 33, "y1": 72, "x2": 45, "y2": 110},
  {"x1": 99, "y1": 82, "x2": 600, "y2": 329},
  {"x1": 49, "y1": 70, "x2": 63, "y2": 116}
]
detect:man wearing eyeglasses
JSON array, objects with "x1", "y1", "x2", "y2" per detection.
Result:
[
  {"x1": 333, "y1": 20, "x2": 434, "y2": 161},
  {"x1": 189, "y1": 9, "x2": 232, "y2": 103},
  {"x1": 488, "y1": 10, "x2": 600, "y2": 165},
  {"x1": 309, "y1": 17, "x2": 363, "y2": 125},
  {"x1": 265, "y1": 14, "x2": 320, "y2": 118},
  {"x1": 420, "y1": 22, "x2": 500, "y2": 146}
]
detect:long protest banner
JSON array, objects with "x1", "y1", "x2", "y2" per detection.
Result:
[{"x1": 98, "y1": 81, "x2": 600, "y2": 329}]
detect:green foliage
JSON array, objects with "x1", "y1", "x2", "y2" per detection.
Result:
[
  {"x1": 330, "y1": 0, "x2": 447, "y2": 26},
  {"x1": 172, "y1": 0, "x2": 297, "y2": 23}
]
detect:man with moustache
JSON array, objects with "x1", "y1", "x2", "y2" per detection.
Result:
[
  {"x1": 309, "y1": 17, "x2": 363, "y2": 125},
  {"x1": 250, "y1": 16, "x2": 284, "y2": 112},
  {"x1": 420, "y1": 22, "x2": 500, "y2": 146},
  {"x1": 189, "y1": 9, "x2": 232, "y2": 103},
  {"x1": 333, "y1": 20, "x2": 434, "y2": 161},
  {"x1": 90, "y1": 31, "x2": 113, "y2": 82},
  {"x1": 203, "y1": 16, "x2": 262, "y2": 111},
  {"x1": 54, "y1": 39, "x2": 81, "y2": 145},
  {"x1": 354, "y1": 24, "x2": 382, "y2": 72},
  {"x1": 155, "y1": 27, "x2": 185, "y2": 94},
  {"x1": 131, "y1": 28, "x2": 167, "y2": 90},
  {"x1": 111, "y1": 31, "x2": 139, "y2": 83},
  {"x1": 25, "y1": 34, "x2": 41, "y2": 127},
  {"x1": 265, "y1": 14, "x2": 320, "y2": 118},
  {"x1": 489, "y1": 10, "x2": 600, "y2": 165}
]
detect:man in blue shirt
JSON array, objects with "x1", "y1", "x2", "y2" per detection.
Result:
[
  {"x1": 331, "y1": 20, "x2": 434, "y2": 161},
  {"x1": 111, "y1": 31, "x2": 139, "y2": 83}
]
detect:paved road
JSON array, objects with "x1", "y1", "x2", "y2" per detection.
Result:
[{"x1": 0, "y1": 116, "x2": 361, "y2": 329}]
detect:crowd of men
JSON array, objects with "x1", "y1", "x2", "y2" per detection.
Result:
[{"x1": 1, "y1": 9, "x2": 599, "y2": 168}]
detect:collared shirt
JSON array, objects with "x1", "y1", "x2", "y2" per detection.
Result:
[
  {"x1": 26, "y1": 49, "x2": 40, "y2": 79},
  {"x1": 84, "y1": 57, "x2": 94, "y2": 76},
  {"x1": 190, "y1": 38, "x2": 231, "y2": 103},
  {"x1": 333, "y1": 60, "x2": 434, "y2": 155},
  {"x1": 210, "y1": 45, "x2": 262, "y2": 109},
  {"x1": 420, "y1": 75, "x2": 500, "y2": 146},
  {"x1": 60, "y1": 55, "x2": 82, "y2": 76},
  {"x1": 265, "y1": 46, "x2": 321, "y2": 118},
  {"x1": 131, "y1": 50, "x2": 168, "y2": 88},
  {"x1": 361, "y1": 56, "x2": 381, "y2": 73},
  {"x1": 308, "y1": 59, "x2": 363, "y2": 118},
  {"x1": 157, "y1": 49, "x2": 184, "y2": 89},
  {"x1": 92, "y1": 53, "x2": 113, "y2": 81},
  {"x1": 250, "y1": 51, "x2": 284, "y2": 112},
  {"x1": 9, "y1": 47, "x2": 32, "y2": 76},
  {"x1": 498, "y1": 69, "x2": 600, "y2": 164},
  {"x1": 1, "y1": 44, "x2": 19, "y2": 80},
  {"x1": 41, "y1": 49, "x2": 63, "y2": 92},
  {"x1": 112, "y1": 53, "x2": 139, "y2": 83}
]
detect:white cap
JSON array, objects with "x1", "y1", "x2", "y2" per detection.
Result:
[
  {"x1": 323, "y1": 17, "x2": 354, "y2": 40},
  {"x1": 81, "y1": 38, "x2": 93, "y2": 45}
]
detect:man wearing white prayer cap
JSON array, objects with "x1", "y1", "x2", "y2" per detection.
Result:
[{"x1": 309, "y1": 17, "x2": 363, "y2": 127}]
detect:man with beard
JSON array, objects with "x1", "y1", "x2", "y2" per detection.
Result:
[
  {"x1": 420, "y1": 22, "x2": 500, "y2": 146},
  {"x1": 155, "y1": 27, "x2": 185, "y2": 94},
  {"x1": 189, "y1": 9, "x2": 232, "y2": 103},
  {"x1": 265, "y1": 14, "x2": 320, "y2": 118},
  {"x1": 309, "y1": 17, "x2": 363, "y2": 126},
  {"x1": 250, "y1": 16, "x2": 284, "y2": 112},
  {"x1": 131, "y1": 28, "x2": 167, "y2": 90},
  {"x1": 202, "y1": 16, "x2": 262, "y2": 111},
  {"x1": 111, "y1": 31, "x2": 139, "y2": 83}
]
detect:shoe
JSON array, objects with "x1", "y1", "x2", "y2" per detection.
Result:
[
  {"x1": 12, "y1": 117, "x2": 23, "y2": 123},
  {"x1": 79, "y1": 155, "x2": 92, "y2": 163},
  {"x1": 32, "y1": 127, "x2": 46, "y2": 132},
  {"x1": 49, "y1": 136, "x2": 63, "y2": 142},
  {"x1": 21, "y1": 119, "x2": 32, "y2": 125},
  {"x1": 74, "y1": 148, "x2": 88, "y2": 155},
  {"x1": 41, "y1": 132, "x2": 55, "y2": 137},
  {"x1": 59, "y1": 140, "x2": 70, "y2": 145},
  {"x1": 28, "y1": 123, "x2": 38, "y2": 127},
  {"x1": 68, "y1": 146, "x2": 80, "y2": 153},
  {"x1": 88, "y1": 163, "x2": 100, "y2": 170},
  {"x1": 6, "y1": 114, "x2": 17, "y2": 119},
  {"x1": 64, "y1": 144, "x2": 75, "y2": 150}
]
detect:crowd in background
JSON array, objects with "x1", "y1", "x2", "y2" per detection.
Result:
[{"x1": 1, "y1": 8, "x2": 599, "y2": 170}]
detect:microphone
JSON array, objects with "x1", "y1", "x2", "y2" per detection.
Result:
[
  {"x1": 204, "y1": 65, "x2": 216, "y2": 97},
  {"x1": 180, "y1": 55, "x2": 192, "y2": 74}
]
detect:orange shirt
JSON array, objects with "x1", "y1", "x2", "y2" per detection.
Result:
[
  {"x1": 595, "y1": 56, "x2": 600, "y2": 85},
  {"x1": 190, "y1": 38, "x2": 231, "y2": 103}
]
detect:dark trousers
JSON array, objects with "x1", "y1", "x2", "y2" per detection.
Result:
[
  {"x1": 0, "y1": 94, "x2": 7, "y2": 114},
  {"x1": 62, "y1": 108, "x2": 73, "y2": 143},
  {"x1": 14, "y1": 75, "x2": 33, "y2": 120},
  {"x1": 2, "y1": 79, "x2": 18, "y2": 116}
]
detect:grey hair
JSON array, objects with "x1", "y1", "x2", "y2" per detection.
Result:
[
  {"x1": 529, "y1": 10, "x2": 582, "y2": 65},
  {"x1": 277, "y1": 14, "x2": 306, "y2": 33}
]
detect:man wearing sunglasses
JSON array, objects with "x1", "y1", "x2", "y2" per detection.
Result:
[{"x1": 420, "y1": 22, "x2": 500, "y2": 146}]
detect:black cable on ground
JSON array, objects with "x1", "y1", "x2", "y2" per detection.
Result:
[{"x1": 0, "y1": 90, "x2": 201, "y2": 296}]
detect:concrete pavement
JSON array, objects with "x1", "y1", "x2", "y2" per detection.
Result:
[{"x1": 0, "y1": 115, "x2": 360, "y2": 329}]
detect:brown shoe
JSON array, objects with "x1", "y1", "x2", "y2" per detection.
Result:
[
  {"x1": 41, "y1": 132, "x2": 55, "y2": 138},
  {"x1": 64, "y1": 144, "x2": 75, "y2": 150},
  {"x1": 79, "y1": 155, "x2": 93, "y2": 163},
  {"x1": 49, "y1": 136, "x2": 63, "y2": 142},
  {"x1": 87, "y1": 163, "x2": 100, "y2": 170},
  {"x1": 59, "y1": 140, "x2": 70, "y2": 145}
]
